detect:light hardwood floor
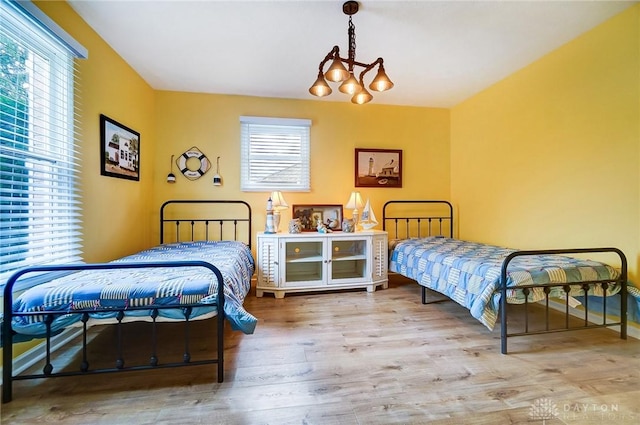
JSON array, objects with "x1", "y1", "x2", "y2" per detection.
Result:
[{"x1": 2, "y1": 274, "x2": 639, "y2": 424}]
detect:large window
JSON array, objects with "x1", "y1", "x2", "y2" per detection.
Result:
[
  {"x1": 0, "y1": 0, "x2": 86, "y2": 288},
  {"x1": 240, "y1": 116, "x2": 311, "y2": 192}
]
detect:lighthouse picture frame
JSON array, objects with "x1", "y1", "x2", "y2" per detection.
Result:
[{"x1": 355, "y1": 148, "x2": 402, "y2": 188}]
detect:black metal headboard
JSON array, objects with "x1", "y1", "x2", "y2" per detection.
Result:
[
  {"x1": 160, "y1": 200, "x2": 252, "y2": 247},
  {"x1": 382, "y1": 200, "x2": 453, "y2": 240}
]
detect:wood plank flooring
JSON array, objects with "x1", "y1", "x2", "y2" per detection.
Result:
[{"x1": 2, "y1": 274, "x2": 639, "y2": 424}]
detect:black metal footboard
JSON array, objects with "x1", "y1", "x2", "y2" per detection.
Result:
[
  {"x1": 499, "y1": 248, "x2": 627, "y2": 354},
  {"x1": 2, "y1": 261, "x2": 225, "y2": 404}
]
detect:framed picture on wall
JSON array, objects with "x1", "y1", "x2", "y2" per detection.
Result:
[
  {"x1": 100, "y1": 114, "x2": 140, "y2": 181},
  {"x1": 355, "y1": 148, "x2": 402, "y2": 188}
]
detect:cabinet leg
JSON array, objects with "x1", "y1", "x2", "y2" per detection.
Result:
[
  {"x1": 274, "y1": 292, "x2": 285, "y2": 299},
  {"x1": 256, "y1": 289, "x2": 264, "y2": 297}
]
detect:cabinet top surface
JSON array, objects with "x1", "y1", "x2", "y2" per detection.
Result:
[{"x1": 258, "y1": 230, "x2": 387, "y2": 238}]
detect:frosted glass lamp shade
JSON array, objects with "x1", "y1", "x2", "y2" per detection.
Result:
[
  {"x1": 325, "y1": 58, "x2": 349, "y2": 82},
  {"x1": 338, "y1": 73, "x2": 362, "y2": 95},
  {"x1": 369, "y1": 66, "x2": 394, "y2": 92},
  {"x1": 309, "y1": 74, "x2": 332, "y2": 97},
  {"x1": 351, "y1": 87, "x2": 373, "y2": 104}
]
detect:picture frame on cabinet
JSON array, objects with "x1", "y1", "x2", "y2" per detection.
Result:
[
  {"x1": 355, "y1": 148, "x2": 402, "y2": 188},
  {"x1": 311, "y1": 211, "x2": 323, "y2": 229},
  {"x1": 100, "y1": 114, "x2": 140, "y2": 181},
  {"x1": 292, "y1": 204, "x2": 343, "y2": 232}
]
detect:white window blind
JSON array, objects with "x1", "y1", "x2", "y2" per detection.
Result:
[
  {"x1": 240, "y1": 116, "x2": 311, "y2": 192},
  {"x1": 0, "y1": 0, "x2": 86, "y2": 288}
]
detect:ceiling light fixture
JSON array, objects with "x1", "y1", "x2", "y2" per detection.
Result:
[{"x1": 309, "y1": 1, "x2": 393, "y2": 105}]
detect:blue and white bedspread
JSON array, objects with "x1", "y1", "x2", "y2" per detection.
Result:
[
  {"x1": 10, "y1": 241, "x2": 257, "y2": 338},
  {"x1": 390, "y1": 237, "x2": 622, "y2": 330}
]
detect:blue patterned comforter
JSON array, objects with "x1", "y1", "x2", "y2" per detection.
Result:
[
  {"x1": 390, "y1": 237, "x2": 621, "y2": 330},
  {"x1": 10, "y1": 241, "x2": 257, "y2": 337}
]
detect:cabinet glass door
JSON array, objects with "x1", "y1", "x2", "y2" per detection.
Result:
[
  {"x1": 329, "y1": 239, "x2": 367, "y2": 283},
  {"x1": 284, "y1": 240, "x2": 324, "y2": 285}
]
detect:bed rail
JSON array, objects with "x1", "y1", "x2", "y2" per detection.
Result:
[{"x1": 382, "y1": 200, "x2": 453, "y2": 239}]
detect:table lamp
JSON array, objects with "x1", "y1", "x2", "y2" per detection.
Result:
[
  {"x1": 345, "y1": 191, "x2": 364, "y2": 228},
  {"x1": 270, "y1": 191, "x2": 289, "y2": 232}
]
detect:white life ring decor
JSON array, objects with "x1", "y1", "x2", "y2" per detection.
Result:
[{"x1": 176, "y1": 147, "x2": 210, "y2": 180}]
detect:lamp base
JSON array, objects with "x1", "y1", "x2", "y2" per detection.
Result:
[
  {"x1": 352, "y1": 208, "x2": 359, "y2": 232},
  {"x1": 274, "y1": 210, "x2": 281, "y2": 232}
]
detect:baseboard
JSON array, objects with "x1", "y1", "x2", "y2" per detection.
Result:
[
  {"x1": 547, "y1": 299, "x2": 639, "y2": 340},
  {"x1": 0, "y1": 327, "x2": 83, "y2": 385}
]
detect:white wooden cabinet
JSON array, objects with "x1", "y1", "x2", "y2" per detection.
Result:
[{"x1": 256, "y1": 230, "x2": 388, "y2": 298}]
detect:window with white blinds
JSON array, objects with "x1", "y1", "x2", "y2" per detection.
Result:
[
  {"x1": 240, "y1": 116, "x2": 311, "y2": 192},
  {"x1": 0, "y1": 0, "x2": 86, "y2": 288}
]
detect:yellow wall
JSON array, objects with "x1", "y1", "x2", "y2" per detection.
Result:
[
  {"x1": 35, "y1": 1, "x2": 157, "y2": 263},
  {"x1": 451, "y1": 5, "x2": 640, "y2": 282},
  {"x1": 153, "y1": 93, "x2": 450, "y2": 246}
]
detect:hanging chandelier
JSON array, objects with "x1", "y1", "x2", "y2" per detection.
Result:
[{"x1": 308, "y1": 1, "x2": 393, "y2": 105}]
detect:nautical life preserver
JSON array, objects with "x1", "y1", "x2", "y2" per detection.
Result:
[{"x1": 176, "y1": 147, "x2": 210, "y2": 180}]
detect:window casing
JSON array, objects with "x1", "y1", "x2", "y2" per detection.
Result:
[
  {"x1": 0, "y1": 0, "x2": 86, "y2": 289},
  {"x1": 240, "y1": 116, "x2": 311, "y2": 192}
]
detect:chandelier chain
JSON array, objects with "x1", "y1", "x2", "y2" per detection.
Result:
[{"x1": 348, "y1": 16, "x2": 356, "y2": 70}]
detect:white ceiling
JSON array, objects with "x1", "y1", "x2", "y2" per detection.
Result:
[{"x1": 67, "y1": 0, "x2": 635, "y2": 108}]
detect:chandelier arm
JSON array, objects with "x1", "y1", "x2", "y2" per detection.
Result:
[
  {"x1": 317, "y1": 46, "x2": 341, "y2": 73},
  {"x1": 332, "y1": 57, "x2": 379, "y2": 69},
  {"x1": 356, "y1": 57, "x2": 383, "y2": 83}
]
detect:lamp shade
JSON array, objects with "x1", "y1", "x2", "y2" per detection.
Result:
[
  {"x1": 369, "y1": 65, "x2": 394, "y2": 92},
  {"x1": 351, "y1": 87, "x2": 373, "y2": 105},
  {"x1": 270, "y1": 191, "x2": 288, "y2": 210},
  {"x1": 309, "y1": 74, "x2": 332, "y2": 97},
  {"x1": 325, "y1": 57, "x2": 349, "y2": 82},
  {"x1": 345, "y1": 191, "x2": 364, "y2": 210},
  {"x1": 338, "y1": 73, "x2": 362, "y2": 95}
]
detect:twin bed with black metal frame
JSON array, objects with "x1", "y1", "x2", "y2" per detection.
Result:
[
  {"x1": 2, "y1": 199, "x2": 255, "y2": 403},
  {"x1": 382, "y1": 200, "x2": 628, "y2": 354}
]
